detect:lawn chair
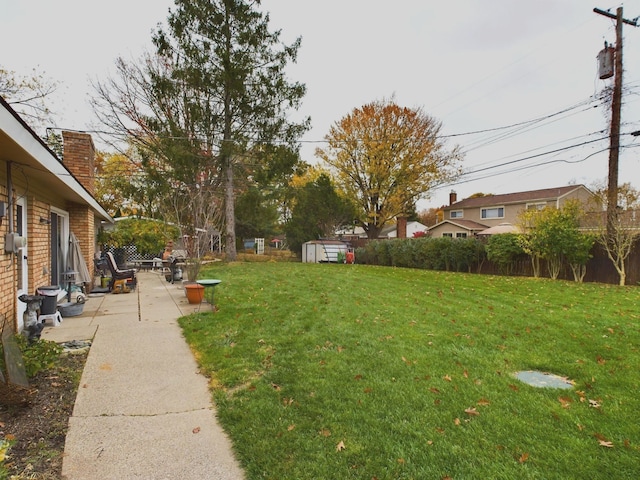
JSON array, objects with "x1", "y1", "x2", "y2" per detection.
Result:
[{"x1": 105, "y1": 252, "x2": 137, "y2": 292}]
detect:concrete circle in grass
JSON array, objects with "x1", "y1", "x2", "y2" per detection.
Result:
[{"x1": 514, "y1": 371, "x2": 573, "y2": 389}]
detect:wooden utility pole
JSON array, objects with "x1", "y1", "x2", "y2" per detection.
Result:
[{"x1": 593, "y1": 7, "x2": 638, "y2": 234}]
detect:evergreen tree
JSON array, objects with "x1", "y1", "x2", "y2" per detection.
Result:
[{"x1": 152, "y1": 0, "x2": 309, "y2": 260}]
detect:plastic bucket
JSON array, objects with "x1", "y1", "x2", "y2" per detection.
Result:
[{"x1": 37, "y1": 286, "x2": 61, "y2": 314}]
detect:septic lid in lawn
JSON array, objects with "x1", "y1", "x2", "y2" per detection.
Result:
[{"x1": 515, "y1": 371, "x2": 573, "y2": 389}]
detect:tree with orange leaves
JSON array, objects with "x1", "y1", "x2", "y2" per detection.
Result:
[{"x1": 317, "y1": 98, "x2": 462, "y2": 239}]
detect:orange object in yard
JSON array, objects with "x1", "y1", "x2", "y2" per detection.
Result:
[{"x1": 345, "y1": 251, "x2": 355, "y2": 264}]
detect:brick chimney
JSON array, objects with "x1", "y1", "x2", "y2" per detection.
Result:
[
  {"x1": 62, "y1": 131, "x2": 95, "y2": 195},
  {"x1": 449, "y1": 190, "x2": 457, "y2": 206},
  {"x1": 396, "y1": 216, "x2": 407, "y2": 239}
]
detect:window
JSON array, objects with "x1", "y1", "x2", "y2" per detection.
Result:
[
  {"x1": 526, "y1": 202, "x2": 546, "y2": 211},
  {"x1": 456, "y1": 232, "x2": 467, "y2": 238},
  {"x1": 450, "y1": 210, "x2": 463, "y2": 219},
  {"x1": 481, "y1": 207, "x2": 504, "y2": 219},
  {"x1": 442, "y1": 233, "x2": 453, "y2": 237}
]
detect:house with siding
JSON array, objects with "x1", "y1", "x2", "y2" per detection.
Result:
[
  {"x1": 0, "y1": 96, "x2": 112, "y2": 332},
  {"x1": 428, "y1": 185, "x2": 595, "y2": 237}
]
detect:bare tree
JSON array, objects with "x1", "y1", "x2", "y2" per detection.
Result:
[
  {"x1": 584, "y1": 184, "x2": 639, "y2": 285},
  {"x1": 0, "y1": 66, "x2": 59, "y2": 136}
]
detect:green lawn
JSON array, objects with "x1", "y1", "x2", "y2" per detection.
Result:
[{"x1": 179, "y1": 262, "x2": 640, "y2": 479}]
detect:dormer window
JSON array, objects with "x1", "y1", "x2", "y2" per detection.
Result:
[{"x1": 450, "y1": 210, "x2": 463, "y2": 219}]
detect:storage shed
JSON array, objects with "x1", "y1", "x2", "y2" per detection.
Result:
[{"x1": 302, "y1": 240, "x2": 348, "y2": 263}]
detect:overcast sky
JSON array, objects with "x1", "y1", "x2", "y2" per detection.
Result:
[{"x1": 2, "y1": 0, "x2": 639, "y2": 209}]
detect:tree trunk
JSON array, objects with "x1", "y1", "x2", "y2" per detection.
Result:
[{"x1": 224, "y1": 155, "x2": 237, "y2": 261}]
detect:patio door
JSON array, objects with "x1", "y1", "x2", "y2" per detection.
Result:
[
  {"x1": 15, "y1": 198, "x2": 28, "y2": 331},
  {"x1": 50, "y1": 208, "x2": 69, "y2": 287}
]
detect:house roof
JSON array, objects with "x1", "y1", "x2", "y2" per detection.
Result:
[
  {"x1": 0, "y1": 96, "x2": 112, "y2": 222},
  {"x1": 477, "y1": 222, "x2": 522, "y2": 235},
  {"x1": 428, "y1": 219, "x2": 488, "y2": 232},
  {"x1": 445, "y1": 185, "x2": 589, "y2": 211}
]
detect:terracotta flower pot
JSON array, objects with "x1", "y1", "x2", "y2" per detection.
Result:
[{"x1": 184, "y1": 283, "x2": 205, "y2": 304}]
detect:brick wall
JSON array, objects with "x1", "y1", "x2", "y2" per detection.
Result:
[
  {"x1": 0, "y1": 184, "x2": 15, "y2": 330},
  {"x1": 29, "y1": 199, "x2": 52, "y2": 292},
  {"x1": 62, "y1": 131, "x2": 95, "y2": 196},
  {"x1": 68, "y1": 203, "x2": 96, "y2": 279},
  {"x1": 62, "y1": 131, "x2": 98, "y2": 282}
]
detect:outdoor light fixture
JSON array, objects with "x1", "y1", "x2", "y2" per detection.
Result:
[{"x1": 39, "y1": 216, "x2": 51, "y2": 225}]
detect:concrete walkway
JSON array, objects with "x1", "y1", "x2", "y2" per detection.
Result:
[{"x1": 42, "y1": 271, "x2": 245, "y2": 480}]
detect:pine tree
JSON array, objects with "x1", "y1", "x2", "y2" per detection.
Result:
[{"x1": 152, "y1": 0, "x2": 309, "y2": 260}]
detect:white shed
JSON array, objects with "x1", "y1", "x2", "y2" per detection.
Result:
[{"x1": 302, "y1": 240, "x2": 348, "y2": 263}]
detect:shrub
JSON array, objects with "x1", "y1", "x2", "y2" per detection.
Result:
[{"x1": 0, "y1": 336, "x2": 62, "y2": 379}]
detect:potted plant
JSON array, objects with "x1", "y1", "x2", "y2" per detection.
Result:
[{"x1": 184, "y1": 282, "x2": 205, "y2": 304}]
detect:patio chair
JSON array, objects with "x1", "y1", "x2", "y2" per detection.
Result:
[{"x1": 105, "y1": 252, "x2": 137, "y2": 292}]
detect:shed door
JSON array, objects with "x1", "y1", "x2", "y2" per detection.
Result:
[{"x1": 306, "y1": 244, "x2": 316, "y2": 263}]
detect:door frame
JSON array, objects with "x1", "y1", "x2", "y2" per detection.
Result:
[{"x1": 15, "y1": 197, "x2": 28, "y2": 331}]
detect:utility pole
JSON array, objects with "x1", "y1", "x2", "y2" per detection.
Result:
[{"x1": 593, "y1": 7, "x2": 638, "y2": 234}]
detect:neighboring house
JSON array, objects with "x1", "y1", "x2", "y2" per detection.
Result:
[
  {"x1": 0, "y1": 96, "x2": 112, "y2": 332},
  {"x1": 337, "y1": 218, "x2": 428, "y2": 240},
  {"x1": 428, "y1": 185, "x2": 596, "y2": 237},
  {"x1": 380, "y1": 220, "x2": 428, "y2": 238}
]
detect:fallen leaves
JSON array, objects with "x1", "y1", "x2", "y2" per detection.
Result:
[
  {"x1": 336, "y1": 440, "x2": 346, "y2": 452},
  {"x1": 558, "y1": 396, "x2": 572, "y2": 409},
  {"x1": 594, "y1": 433, "x2": 614, "y2": 448}
]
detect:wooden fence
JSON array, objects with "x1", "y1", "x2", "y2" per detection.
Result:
[{"x1": 349, "y1": 237, "x2": 640, "y2": 286}]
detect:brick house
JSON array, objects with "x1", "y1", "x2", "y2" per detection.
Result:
[
  {"x1": 428, "y1": 185, "x2": 596, "y2": 238},
  {"x1": 0, "y1": 96, "x2": 112, "y2": 332}
]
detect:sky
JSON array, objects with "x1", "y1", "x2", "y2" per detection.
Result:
[{"x1": 1, "y1": 0, "x2": 639, "y2": 210}]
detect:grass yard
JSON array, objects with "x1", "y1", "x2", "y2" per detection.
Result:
[{"x1": 179, "y1": 262, "x2": 640, "y2": 479}]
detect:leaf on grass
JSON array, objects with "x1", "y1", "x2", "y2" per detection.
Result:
[
  {"x1": 336, "y1": 440, "x2": 346, "y2": 452},
  {"x1": 454, "y1": 418, "x2": 461, "y2": 426},
  {"x1": 477, "y1": 398, "x2": 490, "y2": 406},
  {"x1": 464, "y1": 407, "x2": 480, "y2": 416},
  {"x1": 518, "y1": 452, "x2": 529, "y2": 463},
  {"x1": 599, "y1": 440, "x2": 614, "y2": 448},
  {"x1": 429, "y1": 387, "x2": 441, "y2": 394},
  {"x1": 443, "y1": 375, "x2": 452, "y2": 382},
  {"x1": 589, "y1": 399, "x2": 601, "y2": 409},
  {"x1": 319, "y1": 428, "x2": 331, "y2": 437},
  {"x1": 287, "y1": 424, "x2": 296, "y2": 431},
  {"x1": 435, "y1": 427, "x2": 445, "y2": 434},
  {"x1": 558, "y1": 396, "x2": 572, "y2": 409},
  {"x1": 271, "y1": 383, "x2": 281, "y2": 391},
  {"x1": 508, "y1": 384, "x2": 519, "y2": 392},
  {"x1": 463, "y1": 370, "x2": 469, "y2": 378},
  {"x1": 354, "y1": 374, "x2": 363, "y2": 381},
  {"x1": 596, "y1": 355, "x2": 606, "y2": 365},
  {"x1": 397, "y1": 458, "x2": 405, "y2": 464}
]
